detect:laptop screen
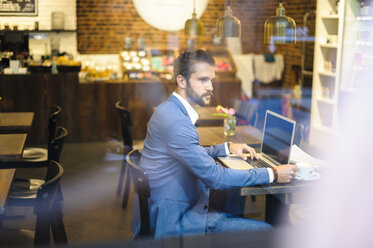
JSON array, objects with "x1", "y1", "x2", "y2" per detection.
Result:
[{"x1": 261, "y1": 111, "x2": 295, "y2": 164}]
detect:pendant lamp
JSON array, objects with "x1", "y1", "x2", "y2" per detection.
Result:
[
  {"x1": 184, "y1": 0, "x2": 204, "y2": 37},
  {"x1": 264, "y1": 0, "x2": 296, "y2": 44},
  {"x1": 216, "y1": 0, "x2": 241, "y2": 38}
]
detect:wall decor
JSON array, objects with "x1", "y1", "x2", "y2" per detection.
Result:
[{"x1": 0, "y1": 0, "x2": 38, "y2": 16}]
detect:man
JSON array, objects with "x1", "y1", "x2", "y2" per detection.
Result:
[{"x1": 135, "y1": 49, "x2": 297, "y2": 238}]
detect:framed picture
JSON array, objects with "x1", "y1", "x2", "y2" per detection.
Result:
[{"x1": 0, "y1": 0, "x2": 38, "y2": 16}]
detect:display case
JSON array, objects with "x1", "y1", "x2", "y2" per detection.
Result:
[
  {"x1": 119, "y1": 49, "x2": 153, "y2": 80},
  {"x1": 119, "y1": 49, "x2": 178, "y2": 81},
  {"x1": 209, "y1": 46, "x2": 236, "y2": 80},
  {"x1": 150, "y1": 49, "x2": 178, "y2": 80}
]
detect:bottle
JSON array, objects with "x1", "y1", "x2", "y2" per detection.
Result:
[
  {"x1": 34, "y1": 21, "x2": 39, "y2": 31},
  {"x1": 51, "y1": 61, "x2": 58, "y2": 74}
]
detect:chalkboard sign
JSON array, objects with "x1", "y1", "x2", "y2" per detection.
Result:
[{"x1": 0, "y1": 0, "x2": 38, "y2": 16}]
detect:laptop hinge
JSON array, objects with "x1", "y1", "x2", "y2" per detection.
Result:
[{"x1": 260, "y1": 154, "x2": 281, "y2": 166}]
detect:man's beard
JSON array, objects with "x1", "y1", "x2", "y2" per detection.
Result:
[{"x1": 186, "y1": 80, "x2": 212, "y2": 106}]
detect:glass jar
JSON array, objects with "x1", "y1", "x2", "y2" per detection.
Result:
[{"x1": 223, "y1": 116, "x2": 236, "y2": 136}]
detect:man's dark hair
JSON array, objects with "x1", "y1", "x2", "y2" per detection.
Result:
[{"x1": 173, "y1": 49, "x2": 215, "y2": 85}]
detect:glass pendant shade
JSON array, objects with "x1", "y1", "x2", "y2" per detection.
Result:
[
  {"x1": 216, "y1": 6, "x2": 241, "y2": 38},
  {"x1": 185, "y1": 12, "x2": 204, "y2": 37},
  {"x1": 264, "y1": 2, "x2": 296, "y2": 44}
]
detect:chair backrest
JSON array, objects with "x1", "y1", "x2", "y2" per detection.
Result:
[
  {"x1": 34, "y1": 161, "x2": 67, "y2": 246},
  {"x1": 234, "y1": 99, "x2": 259, "y2": 127},
  {"x1": 48, "y1": 105, "x2": 62, "y2": 145},
  {"x1": 48, "y1": 126, "x2": 68, "y2": 163},
  {"x1": 126, "y1": 149, "x2": 151, "y2": 237},
  {"x1": 115, "y1": 101, "x2": 133, "y2": 154}
]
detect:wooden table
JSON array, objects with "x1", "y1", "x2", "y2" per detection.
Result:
[
  {"x1": 197, "y1": 125, "x2": 263, "y2": 146},
  {"x1": 195, "y1": 107, "x2": 224, "y2": 127},
  {"x1": 0, "y1": 133, "x2": 27, "y2": 216},
  {"x1": 0, "y1": 169, "x2": 15, "y2": 214},
  {"x1": 197, "y1": 125, "x2": 317, "y2": 225},
  {"x1": 0, "y1": 134, "x2": 27, "y2": 160},
  {"x1": 0, "y1": 112, "x2": 34, "y2": 134}
]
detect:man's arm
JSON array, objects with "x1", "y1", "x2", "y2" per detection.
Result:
[
  {"x1": 203, "y1": 144, "x2": 227, "y2": 158},
  {"x1": 203, "y1": 142, "x2": 258, "y2": 159},
  {"x1": 168, "y1": 119, "x2": 270, "y2": 189},
  {"x1": 228, "y1": 143, "x2": 258, "y2": 160},
  {"x1": 228, "y1": 143, "x2": 298, "y2": 183}
]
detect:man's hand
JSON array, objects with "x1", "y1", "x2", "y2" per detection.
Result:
[
  {"x1": 274, "y1": 165, "x2": 298, "y2": 183},
  {"x1": 228, "y1": 143, "x2": 258, "y2": 160}
]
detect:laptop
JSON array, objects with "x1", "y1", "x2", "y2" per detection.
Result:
[{"x1": 217, "y1": 110, "x2": 296, "y2": 170}]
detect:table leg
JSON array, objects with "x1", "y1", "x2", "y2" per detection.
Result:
[{"x1": 265, "y1": 194, "x2": 289, "y2": 226}]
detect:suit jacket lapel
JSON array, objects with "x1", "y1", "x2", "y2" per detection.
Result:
[{"x1": 168, "y1": 95, "x2": 189, "y2": 118}]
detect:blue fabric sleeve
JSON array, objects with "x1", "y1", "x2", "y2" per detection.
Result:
[
  {"x1": 203, "y1": 143, "x2": 227, "y2": 158},
  {"x1": 167, "y1": 119, "x2": 269, "y2": 190}
]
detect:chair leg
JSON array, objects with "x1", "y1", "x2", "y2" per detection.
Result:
[
  {"x1": 117, "y1": 158, "x2": 126, "y2": 196},
  {"x1": 57, "y1": 184, "x2": 64, "y2": 201},
  {"x1": 34, "y1": 214, "x2": 50, "y2": 247},
  {"x1": 122, "y1": 165, "x2": 131, "y2": 209},
  {"x1": 50, "y1": 202, "x2": 68, "y2": 245}
]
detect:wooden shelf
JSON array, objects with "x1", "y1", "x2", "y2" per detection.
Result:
[
  {"x1": 303, "y1": 70, "x2": 313, "y2": 76},
  {"x1": 317, "y1": 97, "x2": 334, "y2": 104},
  {"x1": 310, "y1": 0, "x2": 343, "y2": 149},
  {"x1": 321, "y1": 15, "x2": 339, "y2": 20},
  {"x1": 29, "y1": 30, "x2": 76, "y2": 33},
  {"x1": 319, "y1": 71, "x2": 336, "y2": 77},
  {"x1": 320, "y1": 43, "x2": 338, "y2": 48},
  {"x1": 0, "y1": 29, "x2": 76, "y2": 33}
]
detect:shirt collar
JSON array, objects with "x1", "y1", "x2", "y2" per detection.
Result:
[{"x1": 172, "y1": 92, "x2": 199, "y2": 125}]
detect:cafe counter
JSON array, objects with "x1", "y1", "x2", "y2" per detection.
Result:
[{"x1": 0, "y1": 73, "x2": 241, "y2": 143}]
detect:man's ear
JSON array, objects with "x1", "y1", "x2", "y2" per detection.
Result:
[{"x1": 176, "y1": 75, "x2": 187, "y2": 89}]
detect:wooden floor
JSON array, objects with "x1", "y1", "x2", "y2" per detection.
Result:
[{"x1": 1, "y1": 140, "x2": 269, "y2": 246}]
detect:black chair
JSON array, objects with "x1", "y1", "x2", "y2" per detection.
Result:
[
  {"x1": 22, "y1": 105, "x2": 62, "y2": 162},
  {"x1": 0, "y1": 161, "x2": 68, "y2": 247},
  {"x1": 115, "y1": 101, "x2": 133, "y2": 209},
  {"x1": 126, "y1": 149, "x2": 151, "y2": 237},
  {"x1": 234, "y1": 99, "x2": 259, "y2": 127},
  {"x1": 0, "y1": 127, "x2": 68, "y2": 199}
]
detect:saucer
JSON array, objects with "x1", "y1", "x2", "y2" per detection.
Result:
[
  {"x1": 22, "y1": 148, "x2": 47, "y2": 159},
  {"x1": 295, "y1": 172, "x2": 320, "y2": 181}
]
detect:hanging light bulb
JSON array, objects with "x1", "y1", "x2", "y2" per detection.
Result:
[
  {"x1": 264, "y1": 0, "x2": 296, "y2": 44},
  {"x1": 216, "y1": 0, "x2": 241, "y2": 38},
  {"x1": 184, "y1": 0, "x2": 204, "y2": 37}
]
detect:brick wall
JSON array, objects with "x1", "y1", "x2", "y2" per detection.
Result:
[
  {"x1": 77, "y1": 0, "x2": 316, "y2": 87},
  {"x1": 230, "y1": 0, "x2": 316, "y2": 86},
  {"x1": 1, "y1": 0, "x2": 316, "y2": 87}
]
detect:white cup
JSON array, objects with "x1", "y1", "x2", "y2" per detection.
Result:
[
  {"x1": 10, "y1": 60, "x2": 20, "y2": 73},
  {"x1": 296, "y1": 162, "x2": 316, "y2": 179}
]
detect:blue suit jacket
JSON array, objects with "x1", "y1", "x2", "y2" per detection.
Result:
[{"x1": 134, "y1": 95, "x2": 269, "y2": 238}]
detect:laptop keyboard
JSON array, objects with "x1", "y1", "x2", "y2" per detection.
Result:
[{"x1": 246, "y1": 158, "x2": 272, "y2": 168}]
